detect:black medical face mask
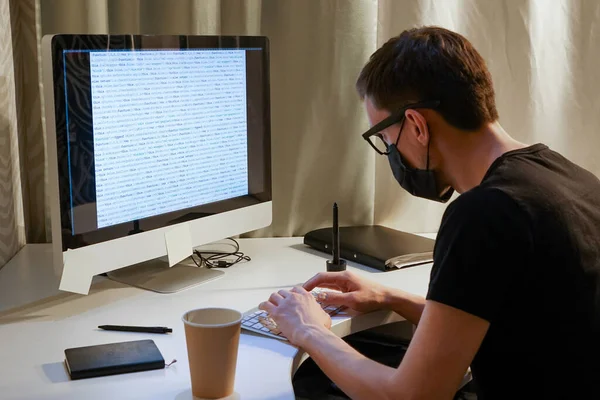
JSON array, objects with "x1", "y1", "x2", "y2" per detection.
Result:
[{"x1": 387, "y1": 136, "x2": 454, "y2": 203}]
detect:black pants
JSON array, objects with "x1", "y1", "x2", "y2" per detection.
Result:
[{"x1": 293, "y1": 330, "x2": 477, "y2": 400}]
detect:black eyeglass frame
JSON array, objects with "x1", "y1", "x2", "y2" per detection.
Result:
[{"x1": 361, "y1": 100, "x2": 441, "y2": 155}]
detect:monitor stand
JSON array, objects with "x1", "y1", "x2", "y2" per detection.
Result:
[{"x1": 106, "y1": 257, "x2": 223, "y2": 294}]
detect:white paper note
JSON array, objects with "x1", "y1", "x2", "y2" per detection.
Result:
[
  {"x1": 59, "y1": 249, "x2": 93, "y2": 295},
  {"x1": 165, "y1": 224, "x2": 193, "y2": 267}
]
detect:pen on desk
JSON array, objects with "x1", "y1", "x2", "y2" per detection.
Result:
[{"x1": 98, "y1": 325, "x2": 173, "y2": 334}]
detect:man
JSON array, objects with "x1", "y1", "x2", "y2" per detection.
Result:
[{"x1": 260, "y1": 26, "x2": 600, "y2": 399}]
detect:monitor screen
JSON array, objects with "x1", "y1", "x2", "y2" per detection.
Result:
[{"x1": 48, "y1": 35, "x2": 271, "y2": 251}]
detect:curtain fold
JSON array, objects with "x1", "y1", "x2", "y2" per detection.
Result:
[
  {"x1": 254, "y1": 0, "x2": 377, "y2": 236},
  {"x1": 9, "y1": 0, "x2": 46, "y2": 243},
  {"x1": 2, "y1": 0, "x2": 600, "y2": 268},
  {"x1": 0, "y1": 0, "x2": 26, "y2": 267}
]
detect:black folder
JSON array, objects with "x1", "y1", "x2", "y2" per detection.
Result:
[
  {"x1": 303, "y1": 225, "x2": 435, "y2": 271},
  {"x1": 64, "y1": 339, "x2": 164, "y2": 380}
]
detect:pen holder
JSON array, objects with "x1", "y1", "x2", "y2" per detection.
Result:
[{"x1": 326, "y1": 259, "x2": 347, "y2": 272}]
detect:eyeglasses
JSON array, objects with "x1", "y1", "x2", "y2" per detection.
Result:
[{"x1": 361, "y1": 100, "x2": 440, "y2": 155}]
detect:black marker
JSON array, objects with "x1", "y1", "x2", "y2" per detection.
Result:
[
  {"x1": 326, "y1": 202, "x2": 346, "y2": 271},
  {"x1": 333, "y1": 203, "x2": 339, "y2": 264},
  {"x1": 98, "y1": 325, "x2": 173, "y2": 334}
]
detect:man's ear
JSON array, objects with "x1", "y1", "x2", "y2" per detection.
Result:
[{"x1": 405, "y1": 109, "x2": 430, "y2": 147}]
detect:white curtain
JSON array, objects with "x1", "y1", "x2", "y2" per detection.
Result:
[
  {"x1": 2, "y1": 0, "x2": 600, "y2": 266},
  {"x1": 0, "y1": 0, "x2": 27, "y2": 267},
  {"x1": 375, "y1": 0, "x2": 600, "y2": 234}
]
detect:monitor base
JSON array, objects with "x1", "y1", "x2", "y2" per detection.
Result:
[{"x1": 106, "y1": 257, "x2": 224, "y2": 294}]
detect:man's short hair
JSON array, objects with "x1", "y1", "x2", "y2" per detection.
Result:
[{"x1": 356, "y1": 26, "x2": 498, "y2": 130}]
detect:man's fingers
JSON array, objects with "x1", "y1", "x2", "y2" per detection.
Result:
[
  {"x1": 258, "y1": 301, "x2": 275, "y2": 314},
  {"x1": 269, "y1": 292, "x2": 284, "y2": 305},
  {"x1": 315, "y1": 283, "x2": 344, "y2": 291},
  {"x1": 303, "y1": 272, "x2": 346, "y2": 291},
  {"x1": 302, "y1": 272, "x2": 329, "y2": 291},
  {"x1": 290, "y1": 285, "x2": 307, "y2": 294},
  {"x1": 319, "y1": 291, "x2": 353, "y2": 307},
  {"x1": 278, "y1": 289, "x2": 291, "y2": 298}
]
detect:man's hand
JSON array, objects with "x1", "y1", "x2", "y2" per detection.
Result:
[
  {"x1": 259, "y1": 286, "x2": 331, "y2": 346},
  {"x1": 303, "y1": 271, "x2": 389, "y2": 313}
]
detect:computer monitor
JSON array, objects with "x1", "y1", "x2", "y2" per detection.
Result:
[{"x1": 42, "y1": 34, "x2": 272, "y2": 295}]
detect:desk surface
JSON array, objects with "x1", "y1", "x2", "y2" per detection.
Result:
[{"x1": 0, "y1": 237, "x2": 433, "y2": 400}]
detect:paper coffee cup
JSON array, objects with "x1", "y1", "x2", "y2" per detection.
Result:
[{"x1": 182, "y1": 308, "x2": 242, "y2": 399}]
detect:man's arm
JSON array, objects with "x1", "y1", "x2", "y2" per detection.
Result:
[
  {"x1": 382, "y1": 288, "x2": 426, "y2": 325},
  {"x1": 296, "y1": 300, "x2": 489, "y2": 400}
]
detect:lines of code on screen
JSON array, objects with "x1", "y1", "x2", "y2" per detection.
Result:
[{"x1": 89, "y1": 50, "x2": 249, "y2": 229}]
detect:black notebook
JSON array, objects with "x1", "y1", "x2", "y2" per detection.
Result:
[
  {"x1": 303, "y1": 225, "x2": 435, "y2": 271},
  {"x1": 64, "y1": 339, "x2": 165, "y2": 380}
]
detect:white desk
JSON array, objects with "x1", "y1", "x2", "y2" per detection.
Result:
[{"x1": 0, "y1": 237, "x2": 433, "y2": 400}]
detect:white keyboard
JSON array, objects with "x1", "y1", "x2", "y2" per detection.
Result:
[{"x1": 241, "y1": 288, "x2": 345, "y2": 341}]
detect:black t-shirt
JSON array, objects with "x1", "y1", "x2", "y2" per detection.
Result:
[{"x1": 427, "y1": 144, "x2": 600, "y2": 399}]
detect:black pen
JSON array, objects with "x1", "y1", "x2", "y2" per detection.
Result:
[
  {"x1": 326, "y1": 202, "x2": 346, "y2": 271},
  {"x1": 98, "y1": 325, "x2": 173, "y2": 334},
  {"x1": 333, "y1": 202, "x2": 340, "y2": 264}
]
